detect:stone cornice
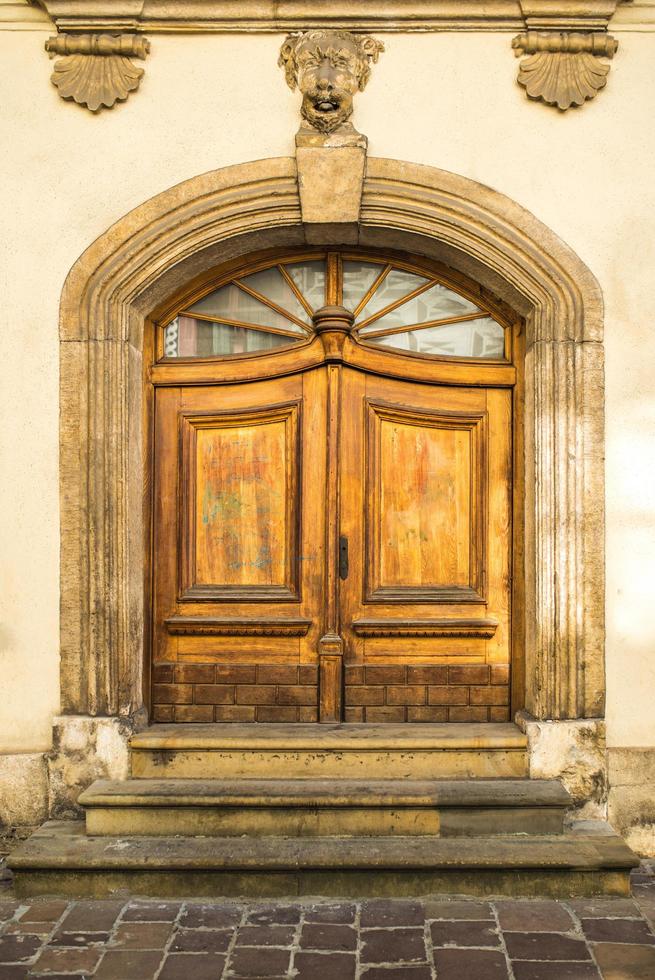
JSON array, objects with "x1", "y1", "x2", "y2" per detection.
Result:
[
  {"x1": 30, "y1": 1, "x2": 634, "y2": 111},
  {"x1": 517, "y1": 0, "x2": 625, "y2": 32},
  {"x1": 31, "y1": 0, "x2": 630, "y2": 33}
]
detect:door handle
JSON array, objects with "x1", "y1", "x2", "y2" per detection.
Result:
[{"x1": 339, "y1": 535, "x2": 349, "y2": 580}]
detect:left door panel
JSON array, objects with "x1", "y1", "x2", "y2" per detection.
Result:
[{"x1": 152, "y1": 370, "x2": 328, "y2": 723}]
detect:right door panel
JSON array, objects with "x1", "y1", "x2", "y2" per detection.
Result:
[{"x1": 339, "y1": 368, "x2": 512, "y2": 723}]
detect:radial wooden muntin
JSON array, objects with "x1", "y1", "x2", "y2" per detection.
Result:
[{"x1": 151, "y1": 248, "x2": 518, "y2": 386}]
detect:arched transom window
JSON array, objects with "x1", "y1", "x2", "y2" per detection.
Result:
[{"x1": 162, "y1": 253, "x2": 507, "y2": 361}]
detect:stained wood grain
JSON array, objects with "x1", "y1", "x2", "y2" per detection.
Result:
[
  {"x1": 194, "y1": 417, "x2": 288, "y2": 588},
  {"x1": 150, "y1": 249, "x2": 518, "y2": 723},
  {"x1": 152, "y1": 374, "x2": 327, "y2": 683},
  {"x1": 339, "y1": 369, "x2": 511, "y2": 684}
]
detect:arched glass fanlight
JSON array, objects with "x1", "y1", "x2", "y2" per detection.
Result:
[{"x1": 163, "y1": 256, "x2": 505, "y2": 360}]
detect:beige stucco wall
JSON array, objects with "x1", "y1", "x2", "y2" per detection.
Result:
[{"x1": 1, "y1": 21, "x2": 654, "y2": 753}]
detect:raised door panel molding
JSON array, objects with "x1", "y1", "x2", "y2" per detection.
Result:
[
  {"x1": 365, "y1": 400, "x2": 486, "y2": 605},
  {"x1": 352, "y1": 618, "x2": 499, "y2": 638},
  {"x1": 165, "y1": 616, "x2": 311, "y2": 636},
  {"x1": 178, "y1": 402, "x2": 302, "y2": 604}
]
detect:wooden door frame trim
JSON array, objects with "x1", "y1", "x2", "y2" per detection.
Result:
[{"x1": 58, "y1": 155, "x2": 604, "y2": 721}]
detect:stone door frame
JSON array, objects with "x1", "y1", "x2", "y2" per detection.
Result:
[{"x1": 59, "y1": 156, "x2": 605, "y2": 726}]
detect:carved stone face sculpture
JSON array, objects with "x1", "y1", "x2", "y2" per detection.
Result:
[{"x1": 279, "y1": 30, "x2": 384, "y2": 134}]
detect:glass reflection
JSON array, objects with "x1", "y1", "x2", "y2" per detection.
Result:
[
  {"x1": 239, "y1": 268, "x2": 311, "y2": 324},
  {"x1": 356, "y1": 268, "x2": 429, "y2": 322},
  {"x1": 284, "y1": 261, "x2": 326, "y2": 311},
  {"x1": 365, "y1": 317, "x2": 505, "y2": 359},
  {"x1": 359, "y1": 282, "x2": 481, "y2": 333},
  {"x1": 188, "y1": 284, "x2": 306, "y2": 333},
  {"x1": 164, "y1": 317, "x2": 297, "y2": 357},
  {"x1": 342, "y1": 261, "x2": 385, "y2": 312}
]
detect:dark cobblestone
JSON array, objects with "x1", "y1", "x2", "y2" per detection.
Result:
[
  {"x1": 169, "y1": 925, "x2": 233, "y2": 952},
  {"x1": 121, "y1": 902, "x2": 181, "y2": 922},
  {"x1": 304, "y1": 902, "x2": 356, "y2": 924},
  {"x1": 0, "y1": 864, "x2": 652, "y2": 977},
  {"x1": 112, "y1": 920, "x2": 174, "y2": 948},
  {"x1": 432, "y1": 947, "x2": 509, "y2": 979},
  {"x1": 293, "y1": 950, "x2": 357, "y2": 979},
  {"x1": 245, "y1": 905, "x2": 301, "y2": 926},
  {"x1": 495, "y1": 899, "x2": 576, "y2": 932},
  {"x1": 158, "y1": 952, "x2": 227, "y2": 979},
  {"x1": 360, "y1": 899, "x2": 425, "y2": 927},
  {"x1": 299, "y1": 921, "x2": 357, "y2": 950},
  {"x1": 503, "y1": 931, "x2": 592, "y2": 961},
  {"x1": 178, "y1": 903, "x2": 242, "y2": 929},
  {"x1": 360, "y1": 926, "x2": 427, "y2": 964},
  {"x1": 430, "y1": 918, "x2": 500, "y2": 947},
  {"x1": 235, "y1": 924, "x2": 296, "y2": 947}
]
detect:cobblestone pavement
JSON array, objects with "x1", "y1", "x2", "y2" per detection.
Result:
[{"x1": 0, "y1": 864, "x2": 653, "y2": 979}]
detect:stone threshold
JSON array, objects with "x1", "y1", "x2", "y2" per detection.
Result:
[{"x1": 130, "y1": 722, "x2": 528, "y2": 751}]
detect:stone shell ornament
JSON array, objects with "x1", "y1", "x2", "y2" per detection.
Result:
[
  {"x1": 512, "y1": 31, "x2": 618, "y2": 110},
  {"x1": 45, "y1": 35, "x2": 151, "y2": 112}
]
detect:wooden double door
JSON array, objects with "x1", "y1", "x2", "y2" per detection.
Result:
[{"x1": 152, "y1": 364, "x2": 512, "y2": 724}]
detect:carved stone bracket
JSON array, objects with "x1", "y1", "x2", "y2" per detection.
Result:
[
  {"x1": 512, "y1": 0, "x2": 625, "y2": 109},
  {"x1": 45, "y1": 34, "x2": 150, "y2": 111},
  {"x1": 512, "y1": 30, "x2": 618, "y2": 109}
]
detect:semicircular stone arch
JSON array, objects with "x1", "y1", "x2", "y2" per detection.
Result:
[{"x1": 59, "y1": 156, "x2": 604, "y2": 724}]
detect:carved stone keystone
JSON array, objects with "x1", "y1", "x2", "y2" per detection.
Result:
[
  {"x1": 45, "y1": 34, "x2": 150, "y2": 111},
  {"x1": 295, "y1": 129, "x2": 368, "y2": 244},
  {"x1": 281, "y1": 30, "x2": 380, "y2": 241},
  {"x1": 512, "y1": 30, "x2": 618, "y2": 109}
]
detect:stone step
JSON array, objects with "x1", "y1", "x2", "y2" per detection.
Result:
[
  {"x1": 79, "y1": 777, "x2": 570, "y2": 838},
  {"x1": 8, "y1": 820, "x2": 640, "y2": 900},
  {"x1": 130, "y1": 723, "x2": 529, "y2": 780}
]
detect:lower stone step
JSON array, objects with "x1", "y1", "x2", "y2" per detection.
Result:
[
  {"x1": 130, "y1": 722, "x2": 529, "y2": 780},
  {"x1": 8, "y1": 820, "x2": 639, "y2": 899},
  {"x1": 78, "y1": 777, "x2": 571, "y2": 838}
]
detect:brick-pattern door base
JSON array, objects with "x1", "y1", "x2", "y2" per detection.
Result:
[
  {"x1": 152, "y1": 664, "x2": 319, "y2": 723},
  {"x1": 152, "y1": 662, "x2": 509, "y2": 723},
  {"x1": 344, "y1": 664, "x2": 510, "y2": 723}
]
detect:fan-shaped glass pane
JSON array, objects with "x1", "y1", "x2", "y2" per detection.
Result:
[
  {"x1": 365, "y1": 317, "x2": 505, "y2": 359},
  {"x1": 359, "y1": 283, "x2": 481, "y2": 334},
  {"x1": 188, "y1": 283, "x2": 306, "y2": 333},
  {"x1": 164, "y1": 317, "x2": 298, "y2": 358},
  {"x1": 284, "y1": 261, "x2": 325, "y2": 311},
  {"x1": 239, "y1": 268, "x2": 311, "y2": 324},
  {"x1": 164, "y1": 253, "x2": 509, "y2": 364},
  {"x1": 356, "y1": 268, "x2": 429, "y2": 323},
  {"x1": 342, "y1": 261, "x2": 385, "y2": 312}
]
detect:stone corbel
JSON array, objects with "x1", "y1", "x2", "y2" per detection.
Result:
[
  {"x1": 512, "y1": 30, "x2": 618, "y2": 109},
  {"x1": 45, "y1": 34, "x2": 150, "y2": 111},
  {"x1": 513, "y1": 1, "x2": 625, "y2": 110}
]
